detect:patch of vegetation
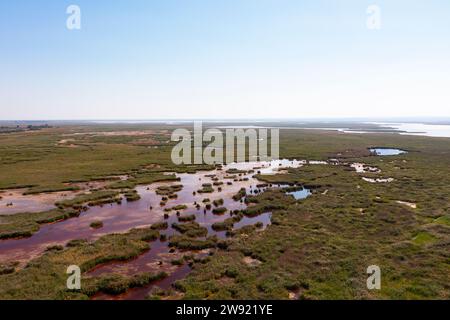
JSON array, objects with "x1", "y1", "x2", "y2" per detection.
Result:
[
  {"x1": 46, "y1": 245, "x2": 64, "y2": 252},
  {"x1": 55, "y1": 190, "x2": 120, "y2": 209},
  {"x1": 0, "y1": 208, "x2": 80, "y2": 239},
  {"x1": 226, "y1": 169, "x2": 247, "y2": 174},
  {"x1": 227, "y1": 224, "x2": 259, "y2": 237},
  {"x1": 90, "y1": 220, "x2": 103, "y2": 229},
  {"x1": 155, "y1": 184, "x2": 183, "y2": 196},
  {"x1": 212, "y1": 207, "x2": 228, "y2": 215},
  {"x1": 239, "y1": 189, "x2": 294, "y2": 217},
  {"x1": 0, "y1": 262, "x2": 18, "y2": 275},
  {"x1": 212, "y1": 214, "x2": 243, "y2": 231},
  {"x1": 434, "y1": 215, "x2": 450, "y2": 226},
  {"x1": 82, "y1": 271, "x2": 167, "y2": 296},
  {"x1": 124, "y1": 190, "x2": 141, "y2": 202},
  {"x1": 172, "y1": 222, "x2": 208, "y2": 237},
  {"x1": 23, "y1": 185, "x2": 81, "y2": 195},
  {"x1": 169, "y1": 235, "x2": 218, "y2": 250},
  {"x1": 178, "y1": 214, "x2": 196, "y2": 222},
  {"x1": 171, "y1": 258, "x2": 184, "y2": 266},
  {"x1": 412, "y1": 232, "x2": 437, "y2": 245},
  {"x1": 197, "y1": 185, "x2": 214, "y2": 193},
  {"x1": 0, "y1": 227, "x2": 160, "y2": 299},
  {"x1": 232, "y1": 188, "x2": 247, "y2": 201},
  {"x1": 171, "y1": 204, "x2": 188, "y2": 211},
  {"x1": 151, "y1": 221, "x2": 169, "y2": 230}
]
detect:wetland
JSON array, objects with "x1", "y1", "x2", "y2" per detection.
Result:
[{"x1": 0, "y1": 122, "x2": 449, "y2": 300}]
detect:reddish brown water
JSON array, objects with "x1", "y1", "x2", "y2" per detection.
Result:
[{"x1": 0, "y1": 159, "x2": 307, "y2": 299}]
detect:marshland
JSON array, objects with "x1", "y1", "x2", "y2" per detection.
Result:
[{"x1": 0, "y1": 122, "x2": 449, "y2": 300}]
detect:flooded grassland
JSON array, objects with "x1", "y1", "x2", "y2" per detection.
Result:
[{"x1": 0, "y1": 125, "x2": 449, "y2": 299}]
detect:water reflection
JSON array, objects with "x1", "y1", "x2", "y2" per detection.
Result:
[
  {"x1": 286, "y1": 188, "x2": 311, "y2": 200},
  {"x1": 369, "y1": 148, "x2": 407, "y2": 156}
]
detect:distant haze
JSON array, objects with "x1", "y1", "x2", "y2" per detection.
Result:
[{"x1": 1, "y1": 1, "x2": 449, "y2": 120}]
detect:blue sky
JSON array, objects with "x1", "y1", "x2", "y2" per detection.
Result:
[{"x1": 1, "y1": 0, "x2": 449, "y2": 120}]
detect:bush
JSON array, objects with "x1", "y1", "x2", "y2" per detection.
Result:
[
  {"x1": 233, "y1": 188, "x2": 247, "y2": 201},
  {"x1": 156, "y1": 185, "x2": 183, "y2": 196},
  {"x1": 124, "y1": 190, "x2": 141, "y2": 202},
  {"x1": 212, "y1": 207, "x2": 227, "y2": 215},
  {"x1": 172, "y1": 205, "x2": 188, "y2": 211},
  {"x1": 151, "y1": 222, "x2": 168, "y2": 230},
  {"x1": 198, "y1": 185, "x2": 214, "y2": 193},
  {"x1": 90, "y1": 220, "x2": 104, "y2": 229},
  {"x1": 169, "y1": 235, "x2": 217, "y2": 250},
  {"x1": 178, "y1": 214, "x2": 196, "y2": 222}
]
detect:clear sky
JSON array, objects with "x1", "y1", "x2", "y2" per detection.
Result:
[{"x1": 1, "y1": 0, "x2": 449, "y2": 120}]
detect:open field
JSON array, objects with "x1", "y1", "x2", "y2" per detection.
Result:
[{"x1": 0, "y1": 123, "x2": 449, "y2": 299}]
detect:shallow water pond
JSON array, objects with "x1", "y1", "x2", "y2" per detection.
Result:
[
  {"x1": 369, "y1": 148, "x2": 407, "y2": 156},
  {"x1": 286, "y1": 188, "x2": 311, "y2": 200},
  {"x1": 0, "y1": 190, "x2": 78, "y2": 215}
]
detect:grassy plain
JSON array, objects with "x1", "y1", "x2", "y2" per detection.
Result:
[{"x1": 0, "y1": 123, "x2": 449, "y2": 299}]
